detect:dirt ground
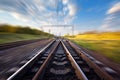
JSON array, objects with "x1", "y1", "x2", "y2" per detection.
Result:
[{"x1": 0, "y1": 39, "x2": 52, "y2": 80}]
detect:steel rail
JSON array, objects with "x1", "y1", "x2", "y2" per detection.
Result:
[
  {"x1": 7, "y1": 40, "x2": 55, "y2": 80},
  {"x1": 67, "y1": 40, "x2": 114, "y2": 80},
  {"x1": 32, "y1": 40, "x2": 60, "y2": 80},
  {"x1": 61, "y1": 41, "x2": 88, "y2": 80}
]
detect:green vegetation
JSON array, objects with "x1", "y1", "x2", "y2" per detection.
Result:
[
  {"x1": 0, "y1": 32, "x2": 51, "y2": 44},
  {"x1": 65, "y1": 32, "x2": 120, "y2": 63},
  {"x1": 0, "y1": 24, "x2": 53, "y2": 44},
  {"x1": 73, "y1": 40, "x2": 120, "y2": 63},
  {"x1": 0, "y1": 24, "x2": 53, "y2": 36}
]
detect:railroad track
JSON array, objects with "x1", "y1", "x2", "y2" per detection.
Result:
[
  {"x1": 6, "y1": 39, "x2": 119, "y2": 80},
  {"x1": 0, "y1": 38, "x2": 50, "y2": 50}
]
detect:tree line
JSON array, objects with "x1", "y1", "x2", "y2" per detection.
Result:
[{"x1": 0, "y1": 24, "x2": 53, "y2": 36}]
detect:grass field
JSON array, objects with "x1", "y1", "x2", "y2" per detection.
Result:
[
  {"x1": 65, "y1": 32, "x2": 120, "y2": 63},
  {"x1": 0, "y1": 32, "x2": 52, "y2": 44}
]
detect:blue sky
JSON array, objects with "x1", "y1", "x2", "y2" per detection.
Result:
[{"x1": 0, "y1": 0, "x2": 120, "y2": 35}]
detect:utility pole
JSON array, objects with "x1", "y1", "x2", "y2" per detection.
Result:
[
  {"x1": 39, "y1": 26, "x2": 44, "y2": 32},
  {"x1": 72, "y1": 25, "x2": 74, "y2": 36},
  {"x1": 49, "y1": 29, "x2": 51, "y2": 34}
]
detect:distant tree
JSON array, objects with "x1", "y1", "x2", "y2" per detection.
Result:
[
  {"x1": 83, "y1": 30, "x2": 98, "y2": 34},
  {"x1": 0, "y1": 24, "x2": 53, "y2": 36}
]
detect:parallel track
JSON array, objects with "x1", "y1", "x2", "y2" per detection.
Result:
[
  {"x1": 0, "y1": 38, "x2": 51, "y2": 50},
  {"x1": 7, "y1": 39, "x2": 117, "y2": 80}
]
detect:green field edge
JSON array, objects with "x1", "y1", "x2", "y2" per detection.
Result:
[
  {"x1": 0, "y1": 32, "x2": 53, "y2": 44},
  {"x1": 68, "y1": 39, "x2": 120, "y2": 64}
]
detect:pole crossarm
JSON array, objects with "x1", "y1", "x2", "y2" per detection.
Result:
[
  {"x1": 41, "y1": 25, "x2": 73, "y2": 27},
  {"x1": 40, "y1": 25, "x2": 74, "y2": 35}
]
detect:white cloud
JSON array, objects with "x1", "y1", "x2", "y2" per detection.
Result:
[
  {"x1": 68, "y1": 3, "x2": 78, "y2": 16},
  {"x1": 0, "y1": 0, "x2": 80, "y2": 35},
  {"x1": 107, "y1": 2, "x2": 120, "y2": 14},
  {"x1": 101, "y1": 2, "x2": 120, "y2": 31},
  {"x1": 11, "y1": 12, "x2": 29, "y2": 22},
  {"x1": 62, "y1": 0, "x2": 69, "y2": 5},
  {"x1": 62, "y1": 1, "x2": 79, "y2": 25},
  {"x1": 0, "y1": 19, "x2": 5, "y2": 24}
]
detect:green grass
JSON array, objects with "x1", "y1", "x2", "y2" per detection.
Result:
[
  {"x1": 0, "y1": 32, "x2": 52, "y2": 44},
  {"x1": 72, "y1": 39, "x2": 120, "y2": 63}
]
